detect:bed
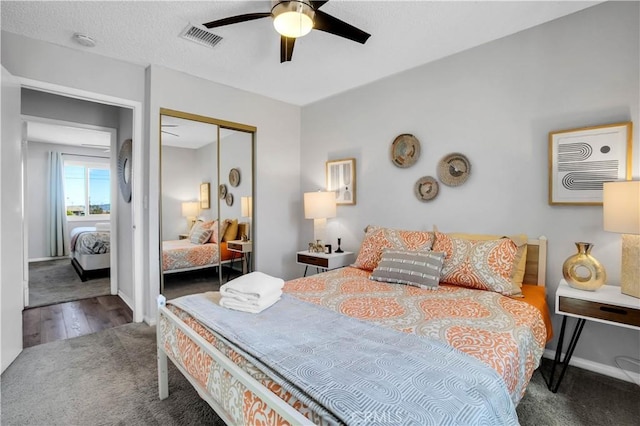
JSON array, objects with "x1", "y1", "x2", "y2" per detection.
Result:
[
  {"x1": 69, "y1": 225, "x2": 110, "y2": 282},
  {"x1": 157, "y1": 228, "x2": 551, "y2": 425},
  {"x1": 162, "y1": 221, "x2": 247, "y2": 275}
]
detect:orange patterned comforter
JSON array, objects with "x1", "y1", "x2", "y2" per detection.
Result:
[
  {"x1": 284, "y1": 267, "x2": 549, "y2": 404},
  {"x1": 162, "y1": 240, "x2": 233, "y2": 272}
]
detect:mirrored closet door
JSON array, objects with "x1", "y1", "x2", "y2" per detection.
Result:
[{"x1": 159, "y1": 109, "x2": 255, "y2": 298}]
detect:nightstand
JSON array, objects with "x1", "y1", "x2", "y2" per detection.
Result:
[
  {"x1": 227, "y1": 240, "x2": 252, "y2": 275},
  {"x1": 296, "y1": 251, "x2": 354, "y2": 277},
  {"x1": 547, "y1": 279, "x2": 640, "y2": 392},
  {"x1": 178, "y1": 233, "x2": 189, "y2": 240}
]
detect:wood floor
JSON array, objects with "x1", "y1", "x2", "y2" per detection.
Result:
[{"x1": 22, "y1": 295, "x2": 132, "y2": 349}]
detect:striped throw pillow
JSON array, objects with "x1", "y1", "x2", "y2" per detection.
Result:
[{"x1": 370, "y1": 250, "x2": 445, "y2": 289}]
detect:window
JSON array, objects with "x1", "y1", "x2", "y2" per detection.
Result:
[{"x1": 64, "y1": 158, "x2": 110, "y2": 219}]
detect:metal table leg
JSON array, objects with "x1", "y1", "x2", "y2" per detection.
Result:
[{"x1": 547, "y1": 315, "x2": 586, "y2": 393}]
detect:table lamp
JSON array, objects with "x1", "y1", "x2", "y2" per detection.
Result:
[
  {"x1": 603, "y1": 181, "x2": 640, "y2": 298},
  {"x1": 304, "y1": 191, "x2": 336, "y2": 244},
  {"x1": 181, "y1": 201, "x2": 199, "y2": 232},
  {"x1": 240, "y1": 196, "x2": 253, "y2": 240}
]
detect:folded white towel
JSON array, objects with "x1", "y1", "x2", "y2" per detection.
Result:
[
  {"x1": 220, "y1": 286, "x2": 282, "y2": 303},
  {"x1": 219, "y1": 291, "x2": 281, "y2": 314},
  {"x1": 220, "y1": 271, "x2": 284, "y2": 301}
]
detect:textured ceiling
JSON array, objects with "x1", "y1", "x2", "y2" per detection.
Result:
[{"x1": 1, "y1": 1, "x2": 601, "y2": 105}]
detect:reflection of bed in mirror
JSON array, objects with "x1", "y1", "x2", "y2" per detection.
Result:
[
  {"x1": 70, "y1": 225, "x2": 110, "y2": 282},
  {"x1": 162, "y1": 220, "x2": 247, "y2": 275}
]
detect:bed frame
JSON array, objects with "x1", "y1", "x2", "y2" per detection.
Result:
[
  {"x1": 70, "y1": 252, "x2": 110, "y2": 282},
  {"x1": 157, "y1": 236, "x2": 547, "y2": 424}
]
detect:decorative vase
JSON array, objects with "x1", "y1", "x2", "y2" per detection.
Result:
[{"x1": 562, "y1": 242, "x2": 607, "y2": 291}]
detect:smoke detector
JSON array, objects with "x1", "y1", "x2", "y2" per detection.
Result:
[{"x1": 72, "y1": 33, "x2": 96, "y2": 48}]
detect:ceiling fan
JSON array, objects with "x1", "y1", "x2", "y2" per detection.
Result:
[
  {"x1": 161, "y1": 124, "x2": 179, "y2": 137},
  {"x1": 202, "y1": 0, "x2": 371, "y2": 62}
]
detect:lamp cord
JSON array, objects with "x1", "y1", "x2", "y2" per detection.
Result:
[{"x1": 614, "y1": 356, "x2": 640, "y2": 387}]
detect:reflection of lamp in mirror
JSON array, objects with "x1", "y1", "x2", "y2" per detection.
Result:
[
  {"x1": 304, "y1": 191, "x2": 336, "y2": 245},
  {"x1": 240, "y1": 196, "x2": 252, "y2": 241},
  {"x1": 181, "y1": 201, "x2": 199, "y2": 232},
  {"x1": 603, "y1": 181, "x2": 640, "y2": 298}
]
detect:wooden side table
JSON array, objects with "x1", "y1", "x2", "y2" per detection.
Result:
[
  {"x1": 296, "y1": 251, "x2": 354, "y2": 276},
  {"x1": 227, "y1": 240, "x2": 253, "y2": 276},
  {"x1": 548, "y1": 279, "x2": 640, "y2": 392}
]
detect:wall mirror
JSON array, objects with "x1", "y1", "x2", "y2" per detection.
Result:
[{"x1": 159, "y1": 109, "x2": 255, "y2": 298}]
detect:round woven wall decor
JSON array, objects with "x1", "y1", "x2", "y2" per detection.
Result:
[
  {"x1": 414, "y1": 176, "x2": 439, "y2": 202},
  {"x1": 437, "y1": 153, "x2": 471, "y2": 187},
  {"x1": 391, "y1": 134, "x2": 421, "y2": 168}
]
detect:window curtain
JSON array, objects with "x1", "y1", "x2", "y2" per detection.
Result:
[{"x1": 48, "y1": 151, "x2": 69, "y2": 257}]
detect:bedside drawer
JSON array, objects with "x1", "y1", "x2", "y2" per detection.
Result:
[
  {"x1": 227, "y1": 241, "x2": 251, "y2": 252},
  {"x1": 297, "y1": 254, "x2": 328, "y2": 268},
  {"x1": 228, "y1": 242, "x2": 243, "y2": 251},
  {"x1": 559, "y1": 296, "x2": 640, "y2": 328}
]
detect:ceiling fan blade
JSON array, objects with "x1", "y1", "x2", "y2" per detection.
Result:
[
  {"x1": 203, "y1": 12, "x2": 271, "y2": 29},
  {"x1": 280, "y1": 36, "x2": 296, "y2": 63},
  {"x1": 310, "y1": 1, "x2": 329, "y2": 9},
  {"x1": 313, "y1": 10, "x2": 370, "y2": 44}
]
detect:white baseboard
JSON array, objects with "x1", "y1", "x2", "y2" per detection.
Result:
[
  {"x1": 543, "y1": 349, "x2": 639, "y2": 385},
  {"x1": 144, "y1": 315, "x2": 156, "y2": 326},
  {"x1": 29, "y1": 256, "x2": 64, "y2": 262},
  {"x1": 118, "y1": 290, "x2": 133, "y2": 311}
]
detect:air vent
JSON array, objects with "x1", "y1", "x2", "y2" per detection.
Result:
[{"x1": 180, "y1": 23, "x2": 223, "y2": 49}]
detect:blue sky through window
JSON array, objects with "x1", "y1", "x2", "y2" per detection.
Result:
[{"x1": 64, "y1": 163, "x2": 110, "y2": 215}]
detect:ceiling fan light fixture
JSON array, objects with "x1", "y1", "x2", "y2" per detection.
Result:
[{"x1": 272, "y1": 1, "x2": 315, "y2": 38}]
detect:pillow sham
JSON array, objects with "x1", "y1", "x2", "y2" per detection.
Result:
[
  {"x1": 208, "y1": 220, "x2": 219, "y2": 243},
  {"x1": 188, "y1": 220, "x2": 207, "y2": 239},
  {"x1": 190, "y1": 229, "x2": 212, "y2": 245},
  {"x1": 370, "y1": 250, "x2": 445, "y2": 290},
  {"x1": 222, "y1": 219, "x2": 239, "y2": 242},
  {"x1": 432, "y1": 230, "x2": 522, "y2": 296},
  {"x1": 448, "y1": 232, "x2": 528, "y2": 287},
  {"x1": 352, "y1": 225, "x2": 434, "y2": 271}
]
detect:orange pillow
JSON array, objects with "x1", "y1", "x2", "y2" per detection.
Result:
[
  {"x1": 433, "y1": 230, "x2": 521, "y2": 296},
  {"x1": 352, "y1": 225, "x2": 434, "y2": 271}
]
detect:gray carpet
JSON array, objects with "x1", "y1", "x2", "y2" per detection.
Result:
[
  {"x1": 1, "y1": 323, "x2": 224, "y2": 426},
  {"x1": 28, "y1": 259, "x2": 111, "y2": 307},
  {"x1": 1, "y1": 322, "x2": 638, "y2": 425}
]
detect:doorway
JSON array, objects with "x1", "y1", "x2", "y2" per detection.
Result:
[
  {"x1": 23, "y1": 116, "x2": 117, "y2": 308},
  {"x1": 16, "y1": 79, "x2": 144, "y2": 324}
]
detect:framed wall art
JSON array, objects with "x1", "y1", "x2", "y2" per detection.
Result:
[
  {"x1": 200, "y1": 182, "x2": 210, "y2": 209},
  {"x1": 326, "y1": 158, "x2": 356, "y2": 205},
  {"x1": 549, "y1": 122, "x2": 632, "y2": 205}
]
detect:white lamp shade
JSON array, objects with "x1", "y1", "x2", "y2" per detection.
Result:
[
  {"x1": 241, "y1": 196, "x2": 253, "y2": 217},
  {"x1": 181, "y1": 201, "x2": 199, "y2": 218},
  {"x1": 272, "y1": 1, "x2": 315, "y2": 38},
  {"x1": 603, "y1": 181, "x2": 640, "y2": 234},
  {"x1": 304, "y1": 191, "x2": 336, "y2": 219}
]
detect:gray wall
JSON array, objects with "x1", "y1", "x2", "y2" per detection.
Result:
[
  {"x1": 300, "y1": 1, "x2": 639, "y2": 372},
  {"x1": 117, "y1": 107, "x2": 134, "y2": 302},
  {"x1": 22, "y1": 88, "x2": 120, "y2": 128},
  {"x1": 161, "y1": 145, "x2": 201, "y2": 240}
]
